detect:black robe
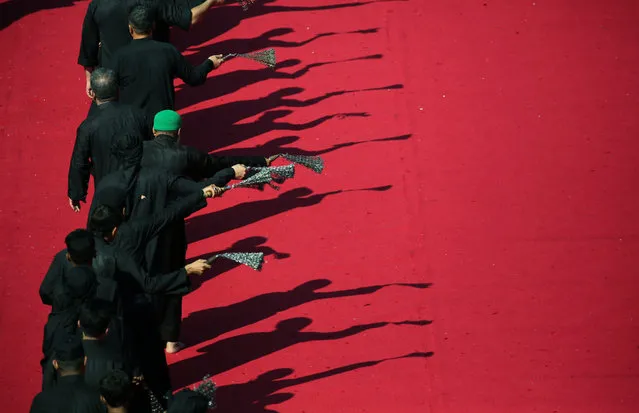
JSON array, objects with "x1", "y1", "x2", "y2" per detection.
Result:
[
  {"x1": 108, "y1": 37, "x2": 213, "y2": 118},
  {"x1": 92, "y1": 190, "x2": 207, "y2": 399},
  {"x1": 140, "y1": 135, "x2": 267, "y2": 339},
  {"x1": 82, "y1": 318, "x2": 132, "y2": 391},
  {"x1": 78, "y1": 0, "x2": 193, "y2": 69},
  {"x1": 142, "y1": 134, "x2": 267, "y2": 182},
  {"x1": 29, "y1": 374, "x2": 102, "y2": 413},
  {"x1": 141, "y1": 134, "x2": 265, "y2": 272},
  {"x1": 68, "y1": 101, "x2": 151, "y2": 204},
  {"x1": 39, "y1": 251, "x2": 73, "y2": 307},
  {"x1": 91, "y1": 163, "x2": 234, "y2": 342}
]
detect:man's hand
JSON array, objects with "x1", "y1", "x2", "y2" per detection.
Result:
[
  {"x1": 69, "y1": 198, "x2": 81, "y2": 213},
  {"x1": 208, "y1": 54, "x2": 224, "y2": 69},
  {"x1": 185, "y1": 259, "x2": 211, "y2": 276},
  {"x1": 232, "y1": 164, "x2": 247, "y2": 180},
  {"x1": 84, "y1": 67, "x2": 94, "y2": 99},
  {"x1": 202, "y1": 184, "x2": 222, "y2": 198}
]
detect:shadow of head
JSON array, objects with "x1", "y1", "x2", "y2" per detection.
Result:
[
  {"x1": 266, "y1": 135, "x2": 300, "y2": 146},
  {"x1": 277, "y1": 59, "x2": 301, "y2": 69},
  {"x1": 269, "y1": 87, "x2": 305, "y2": 98},
  {"x1": 230, "y1": 236, "x2": 269, "y2": 249},
  {"x1": 279, "y1": 187, "x2": 314, "y2": 199},
  {"x1": 259, "y1": 109, "x2": 293, "y2": 121},
  {"x1": 276, "y1": 317, "x2": 313, "y2": 332},
  {"x1": 264, "y1": 28, "x2": 295, "y2": 37},
  {"x1": 292, "y1": 279, "x2": 332, "y2": 293},
  {"x1": 256, "y1": 368, "x2": 295, "y2": 382}
]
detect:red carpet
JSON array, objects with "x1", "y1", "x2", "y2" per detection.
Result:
[{"x1": 1, "y1": 1, "x2": 639, "y2": 412}]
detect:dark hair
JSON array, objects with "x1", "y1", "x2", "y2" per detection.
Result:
[
  {"x1": 65, "y1": 229, "x2": 96, "y2": 265},
  {"x1": 89, "y1": 204, "x2": 124, "y2": 238},
  {"x1": 57, "y1": 358, "x2": 85, "y2": 372},
  {"x1": 90, "y1": 68, "x2": 119, "y2": 101},
  {"x1": 129, "y1": 5, "x2": 154, "y2": 35},
  {"x1": 100, "y1": 370, "x2": 132, "y2": 408},
  {"x1": 79, "y1": 299, "x2": 111, "y2": 337}
]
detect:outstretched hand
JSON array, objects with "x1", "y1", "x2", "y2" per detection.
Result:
[
  {"x1": 208, "y1": 54, "x2": 224, "y2": 69},
  {"x1": 185, "y1": 259, "x2": 211, "y2": 276},
  {"x1": 232, "y1": 164, "x2": 247, "y2": 179},
  {"x1": 202, "y1": 184, "x2": 223, "y2": 198}
]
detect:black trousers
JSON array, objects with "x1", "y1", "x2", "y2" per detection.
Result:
[
  {"x1": 124, "y1": 300, "x2": 171, "y2": 404},
  {"x1": 151, "y1": 221, "x2": 188, "y2": 343},
  {"x1": 153, "y1": 294, "x2": 183, "y2": 342}
]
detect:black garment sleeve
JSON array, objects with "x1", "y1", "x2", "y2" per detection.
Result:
[
  {"x1": 135, "y1": 109, "x2": 153, "y2": 140},
  {"x1": 68, "y1": 123, "x2": 93, "y2": 202},
  {"x1": 158, "y1": 1, "x2": 192, "y2": 31},
  {"x1": 169, "y1": 176, "x2": 206, "y2": 196},
  {"x1": 29, "y1": 394, "x2": 46, "y2": 413},
  {"x1": 119, "y1": 253, "x2": 190, "y2": 295},
  {"x1": 172, "y1": 46, "x2": 214, "y2": 86},
  {"x1": 78, "y1": 1, "x2": 100, "y2": 67},
  {"x1": 201, "y1": 167, "x2": 235, "y2": 187},
  {"x1": 130, "y1": 191, "x2": 207, "y2": 246},
  {"x1": 183, "y1": 146, "x2": 233, "y2": 180},
  {"x1": 210, "y1": 155, "x2": 268, "y2": 168},
  {"x1": 39, "y1": 251, "x2": 66, "y2": 306}
]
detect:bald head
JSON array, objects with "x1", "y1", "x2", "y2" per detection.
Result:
[{"x1": 90, "y1": 68, "x2": 118, "y2": 101}]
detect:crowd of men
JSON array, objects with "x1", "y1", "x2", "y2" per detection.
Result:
[{"x1": 31, "y1": 1, "x2": 283, "y2": 412}]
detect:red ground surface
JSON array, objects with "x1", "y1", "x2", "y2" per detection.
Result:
[{"x1": 2, "y1": 0, "x2": 639, "y2": 412}]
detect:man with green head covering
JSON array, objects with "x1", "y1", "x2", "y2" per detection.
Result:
[{"x1": 141, "y1": 109, "x2": 277, "y2": 353}]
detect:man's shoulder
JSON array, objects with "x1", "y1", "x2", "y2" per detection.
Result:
[{"x1": 112, "y1": 101, "x2": 145, "y2": 115}]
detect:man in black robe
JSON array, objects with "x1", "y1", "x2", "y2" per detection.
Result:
[
  {"x1": 78, "y1": 0, "x2": 224, "y2": 97},
  {"x1": 89, "y1": 131, "x2": 236, "y2": 354},
  {"x1": 88, "y1": 131, "x2": 236, "y2": 224},
  {"x1": 79, "y1": 299, "x2": 132, "y2": 391},
  {"x1": 108, "y1": 5, "x2": 224, "y2": 119},
  {"x1": 68, "y1": 67, "x2": 150, "y2": 213},
  {"x1": 39, "y1": 229, "x2": 98, "y2": 390},
  {"x1": 40, "y1": 230, "x2": 96, "y2": 308},
  {"x1": 30, "y1": 333, "x2": 102, "y2": 413},
  {"x1": 41, "y1": 265, "x2": 97, "y2": 391},
  {"x1": 141, "y1": 109, "x2": 271, "y2": 353},
  {"x1": 88, "y1": 184, "x2": 217, "y2": 401}
]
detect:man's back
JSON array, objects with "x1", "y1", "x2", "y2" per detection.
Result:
[
  {"x1": 78, "y1": 0, "x2": 131, "y2": 69},
  {"x1": 30, "y1": 375, "x2": 102, "y2": 413},
  {"x1": 142, "y1": 135, "x2": 193, "y2": 176},
  {"x1": 111, "y1": 38, "x2": 179, "y2": 118},
  {"x1": 110, "y1": 38, "x2": 213, "y2": 118},
  {"x1": 68, "y1": 101, "x2": 150, "y2": 203}
]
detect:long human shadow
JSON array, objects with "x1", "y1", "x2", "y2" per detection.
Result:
[
  {"x1": 186, "y1": 236, "x2": 291, "y2": 290},
  {"x1": 170, "y1": 317, "x2": 432, "y2": 387},
  {"x1": 180, "y1": 84, "x2": 401, "y2": 151},
  {"x1": 212, "y1": 352, "x2": 433, "y2": 413},
  {"x1": 174, "y1": 0, "x2": 406, "y2": 51},
  {"x1": 210, "y1": 134, "x2": 412, "y2": 158},
  {"x1": 185, "y1": 186, "x2": 393, "y2": 243},
  {"x1": 181, "y1": 279, "x2": 431, "y2": 347},
  {"x1": 0, "y1": 0, "x2": 77, "y2": 30},
  {"x1": 184, "y1": 108, "x2": 369, "y2": 152},
  {"x1": 175, "y1": 54, "x2": 383, "y2": 109},
  {"x1": 184, "y1": 26, "x2": 380, "y2": 65}
]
